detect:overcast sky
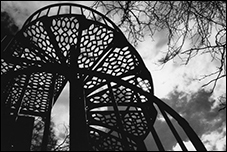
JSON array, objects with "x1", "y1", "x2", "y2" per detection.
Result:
[{"x1": 1, "y1": 1, "x2": 226, "y2": 151}]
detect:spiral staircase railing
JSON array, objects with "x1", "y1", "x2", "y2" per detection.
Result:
[{"x1": 1, "y1": 3, "x2": 207, "y2": 151}]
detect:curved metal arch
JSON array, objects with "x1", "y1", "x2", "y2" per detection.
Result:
[
  {"x1": 1, "y1": 3, "x2": 207, "y2": 151},
  {"x1": 22, "y1": 3, "x2": 120, "y2": 32}
]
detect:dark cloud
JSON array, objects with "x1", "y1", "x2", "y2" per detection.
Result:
[
  {"x1": 164, "y1": 89, "x2": 226, "y2": 135},
  {"x1": 146, "y1": 89, "x2": 226, "y2": 150},
  {"x1": 1, "y1": 1, "x2": 94, "y2": 31},
  {"x1": 1, "y1": 11, "x2": 19, "y2": 38},
  {"x1": 1, "y1": 1, "x2": 39, "y2": 28}
]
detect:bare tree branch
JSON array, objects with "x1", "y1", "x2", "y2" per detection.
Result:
[{"x1": 91, "y1": 1, "x2": 226, "y2": 109}]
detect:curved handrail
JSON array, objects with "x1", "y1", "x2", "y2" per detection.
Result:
[
  {"x1": 22, "y1": 3, "x2": 118, "y2": 32},
  {"x1": 153, "y1": 96, "x2": 207, "y2": 151}
]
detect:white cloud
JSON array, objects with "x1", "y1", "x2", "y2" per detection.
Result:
[
  {"x1": 172, "y1": 140, "x2": 196, "y2": 151},
  {"x1": 201, "y1": 124, "x2": 226, "y2": 151},
  {"x1": 51, "y1": 82, "x2": 69, "y2": 126},
  {"x1": 172, "y1": 124, "x2": 226, "y2": 151},
  {"x1": 52, "y1": 105, "x2": 69, "y2": 126},
  {"x1": 139, "y1": 37, "x2": 226, "y2": 113},
  {"x1": 143, "y1": 50, "x2": 217, "y2": 98}
]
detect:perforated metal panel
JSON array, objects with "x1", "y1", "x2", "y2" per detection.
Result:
[{"x1": 1, "y1": 3, "x2": 206, "y2": 151}]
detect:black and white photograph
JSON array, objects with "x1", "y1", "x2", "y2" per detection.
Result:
[{"x1": 1, "y1": 1, "x2": 226, "y2": 151}]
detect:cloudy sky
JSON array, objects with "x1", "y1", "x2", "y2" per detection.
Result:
[{"x1": 1, "y1": 1, "x2": 226, "y2": 151}]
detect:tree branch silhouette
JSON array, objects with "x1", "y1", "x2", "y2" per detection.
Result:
[
  {"x1": 91, "y1": 1, "x2": 226, "y2": 110},
  {"x1": 30, "y1": 117, "x2": 58, "y2": 151}
]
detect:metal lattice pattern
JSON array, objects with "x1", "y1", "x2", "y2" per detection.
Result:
[
  {"x1": 79, "y1": 23, "x2": 114, "y2": 69},
  {"x1": 20, "y1": 72, "x2": 53, "y2": 115},
  {"x1": 1, "y1": 3, "x2": 207, "y2": 151},
  {"x1": 51, "y1": 16, "x2": 79, "y2": 59},
  {"x1": 85, "y1": 80, "x2": 152, "y2": 150}
]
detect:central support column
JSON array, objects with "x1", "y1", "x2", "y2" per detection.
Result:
[{"x1": 69, "y1": 41, "x2": 89, "y2": 150}]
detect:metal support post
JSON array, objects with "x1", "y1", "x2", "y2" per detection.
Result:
[{"x1": 69, "y1": 39, "x2": 89, "y2": 150}]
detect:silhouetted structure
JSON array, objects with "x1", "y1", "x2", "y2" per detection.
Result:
[{"x1": 1, "y1": 3, "x2": 207, "y2": 151}]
